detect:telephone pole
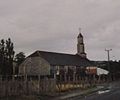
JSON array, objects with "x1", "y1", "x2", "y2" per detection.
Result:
[{"x1": 105, "y1": 49, "x2": 112, "y2": 80}]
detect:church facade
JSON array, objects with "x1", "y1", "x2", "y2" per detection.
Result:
[{"x1": 19, "y1": 32, "x2": 91, "y2": 81}]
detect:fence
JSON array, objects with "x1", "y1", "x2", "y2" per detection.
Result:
[
  {"x1": 0, "y1": 75, "x2": 56, "y2": 97},
  {"x1": 0, "y1": 74, "x2": 110, "y2": 97}
]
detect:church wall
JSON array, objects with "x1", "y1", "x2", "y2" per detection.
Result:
[{"x1": 19, "y1": 57, "x2": 50, "y2": 76}]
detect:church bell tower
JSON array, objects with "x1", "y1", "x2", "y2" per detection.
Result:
[{"x1": 77, "y1": 29, "x2": 87, "y2": 58}]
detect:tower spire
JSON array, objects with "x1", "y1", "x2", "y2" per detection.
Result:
[
  {"x1": 77, "y1": 29, "x2": 87, "y2": 58},
  {"x1": 78, "y1": 28, "x2": 83, "y2": 38}
]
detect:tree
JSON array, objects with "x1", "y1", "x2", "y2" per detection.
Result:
[
  {"x1": 15, "y1": 52, "x2": 26, "y2": 74},
  {"x1": 0, "y1": 39, "x2": 5, "y2": 74},
  {"x1": 15, "y1": 52, "x2": 26, "y2": 65},
  {"x1": 0, "y1": 38, "x2": 15, "y2": 75}
]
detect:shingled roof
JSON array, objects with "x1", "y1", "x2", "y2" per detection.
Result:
[{"x1": 28, "y1": 50, "x2": 91, "y2": 67}]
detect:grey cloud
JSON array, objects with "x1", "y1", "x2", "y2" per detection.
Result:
[{"x1": 0, "y1": 0, "x2": 120, "y2": 60}]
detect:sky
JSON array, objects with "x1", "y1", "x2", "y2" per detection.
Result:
[{"x1": 0, "y1": 0, "x2": 120, "y2": 61}]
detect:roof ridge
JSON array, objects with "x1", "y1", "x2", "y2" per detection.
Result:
[{"x1": 37, "y1": 50, "x2": 76, "y2": 56}]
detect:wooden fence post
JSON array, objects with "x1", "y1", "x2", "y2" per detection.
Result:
[
  {"x1": 38, "y1": 74, "x2": 41, "y2": 94},
  {"x1": 25, "y1": 74, "x2": 29, "y2": 95}
]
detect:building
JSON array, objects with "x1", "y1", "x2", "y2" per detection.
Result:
[
  {"x1": 86, "y1": 67, "x2": 109, "y2": 75},
  {"x1": 19, "y1": 31, "x2": 91, "y2": 81}
]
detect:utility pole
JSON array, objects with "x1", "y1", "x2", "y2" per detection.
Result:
[
  {"x1": 0, "y1": 44, "x2": 2, "y2": 75},
  {"x1": 105, "y1": 49, "x2": 112, "y2": 80}
]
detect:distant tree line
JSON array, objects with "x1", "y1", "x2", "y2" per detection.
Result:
[
  {"x1": 93, "y1": 61, "x2": 120, "y2": 79},
  {"x1": 0, "y1": 38, "x2": 25, "y2": 75},
  {"x1": 97, "y1": 61, "x2": 120, "y2": 73}
]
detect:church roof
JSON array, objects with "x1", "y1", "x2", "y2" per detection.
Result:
[{"x1": 28, "y1": 50, "x2": 91, "y2": 67}]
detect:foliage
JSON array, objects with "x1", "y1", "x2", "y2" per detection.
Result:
[
  {"x1": 0, "y1": 38, "x2": 15, "y2": 75},
  {"x1": 14, "y1": 52, "x2": 26, "y2": 74},
  {"x1": 15, "y1": 52, "x2": 26, "y2": 66},
  {"x1": 94, "y1": 61, "x2": 120, "y2": 73}
]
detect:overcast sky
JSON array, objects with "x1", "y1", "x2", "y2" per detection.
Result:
[{"x1": 0, "y1": 0, "x2": 120, "y2": 61}]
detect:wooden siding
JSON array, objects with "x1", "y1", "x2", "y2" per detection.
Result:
[{"x1": 19, "y1": 57, "x2": 50, "y2": 75}]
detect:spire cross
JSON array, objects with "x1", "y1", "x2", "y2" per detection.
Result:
[{"x1": 79, "y1": 28, "x2": 81, "y2": 33}]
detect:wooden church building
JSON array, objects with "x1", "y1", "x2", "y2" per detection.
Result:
[{"x1": 19, "y1": 31, "x2": 91, "y2": 81}]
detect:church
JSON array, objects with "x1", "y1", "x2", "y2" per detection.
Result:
[{"x1": 19, "y1": 31, "x2": 91, "y2": 81}]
